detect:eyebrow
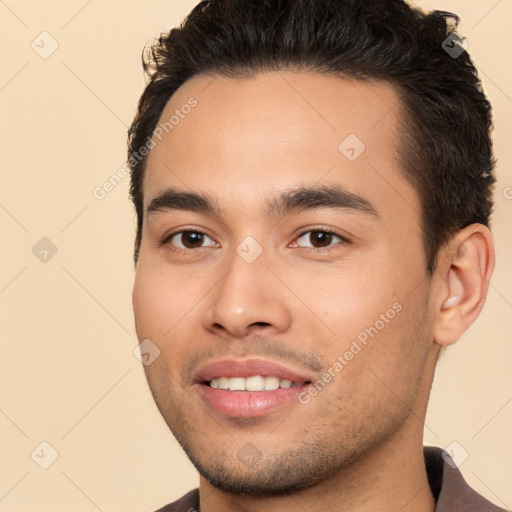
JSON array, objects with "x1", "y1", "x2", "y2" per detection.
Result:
[{"x1": 147, "y1": 184, "x2": 379, "y2": 220}]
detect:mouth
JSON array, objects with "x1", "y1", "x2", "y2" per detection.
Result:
[{"x1": 193, "y1": 358, "x2": 314, "y2": 418}]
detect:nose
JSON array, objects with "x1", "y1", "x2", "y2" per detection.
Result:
[{"x1": 202, "y1": 248, "x2": 292, "y2": 340}]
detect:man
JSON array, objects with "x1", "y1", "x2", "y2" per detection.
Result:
[{"x1": 128, "y1": 0, "x2": 507, "y2": 510}]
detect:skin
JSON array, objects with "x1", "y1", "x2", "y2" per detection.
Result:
[{"x1": 132, "y1": 71, "x2": 494, "y2": 512}]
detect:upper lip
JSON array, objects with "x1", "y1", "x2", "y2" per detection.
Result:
[{"x1": 193, "y1": 358, "x2": 315, "y2": 384}]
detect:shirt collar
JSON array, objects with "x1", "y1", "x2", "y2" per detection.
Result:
[{"x1": 424, "y1": 445, "x2": 506, "y2": 511}]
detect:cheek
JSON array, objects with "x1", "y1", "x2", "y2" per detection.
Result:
[
  {"x1": 132, "y1": 267, "x2": 158, "y2": 339},
  {"x1": 132, "y1": 261, "x2": 207, "y2": 382},
  {"x1": 133, "y1": 267, "x2": 180, "y2": 349},
  {"x1": 312, "y1": 305, "x2": 429, "y2": 430},
  {"x1": 299, "y1": 258, "x2": 427, "y2": 381},
  {"x1": 293, "y1": 265, "x2": 396, "y2": 340},
  {"x1": 133, "y1": 260, "x2": 194, "y2": 338},
  {"x1": 133, "y1": 268, "x2": 186, "y2": 388}
]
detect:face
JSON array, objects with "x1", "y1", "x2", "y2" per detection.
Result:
[{"x1": 132, "y1": 71, "x2": 437, "y2": 496}]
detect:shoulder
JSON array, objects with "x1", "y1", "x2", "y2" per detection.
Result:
[{"x1": 424, "y1": 446, "x2": 509, "y2": 512}]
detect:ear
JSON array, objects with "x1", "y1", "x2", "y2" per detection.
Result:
[{"x1": 433, "y1": 224, "x2": 495, "y2": 347}]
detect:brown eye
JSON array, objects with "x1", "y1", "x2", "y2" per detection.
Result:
[
  {"x1": 295, "y1": 230, "x2": 344, "y2": 249},
  {"x1": 167, "y1": 230, "x2": 216, "y2": 250}
]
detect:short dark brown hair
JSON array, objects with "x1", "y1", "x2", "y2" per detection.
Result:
[{"x1": 128, "y1": 0, "x2": 495, "y2": 272}]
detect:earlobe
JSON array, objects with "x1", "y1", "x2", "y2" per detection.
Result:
[{"x1": 433, "y1": 224, "x2": 495, "y2": 347}]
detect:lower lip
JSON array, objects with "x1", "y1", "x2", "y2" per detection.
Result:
[{"x1": 197, "y1": 383, "x2": 308, "y2": 418}]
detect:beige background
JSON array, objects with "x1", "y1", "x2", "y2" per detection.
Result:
[{"x1": 0, "y1": 1, "x2": 511, "y2": 511}]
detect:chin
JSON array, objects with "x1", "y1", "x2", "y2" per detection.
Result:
[{"x1": 192, "y1": 458, "x2": 327, "y2": 497}]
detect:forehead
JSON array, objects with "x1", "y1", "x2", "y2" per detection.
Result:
[{"x1": 143, "y1": 71, "x2": 419, "y2": 223}]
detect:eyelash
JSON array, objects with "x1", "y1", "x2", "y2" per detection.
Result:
[{"x1": 160, "y1": 226, "x2": 350, "y2": 254}]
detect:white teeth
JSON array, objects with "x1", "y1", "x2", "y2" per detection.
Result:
[
  {"x1": 218, "y1": 377, "x2": 230, "y2": 389},
  {"x1": 208, "y1": 375, "x2": 299, "y2": 391},
  {"x1": 264, "y1": 376, "x2": 280, "y2": 390},
  {"x1": 229, "y1": 377, "x2": 246, "y2": 391},
  {"x1": 245, "y1": 375, "x2": 265, "y2": 391}
]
